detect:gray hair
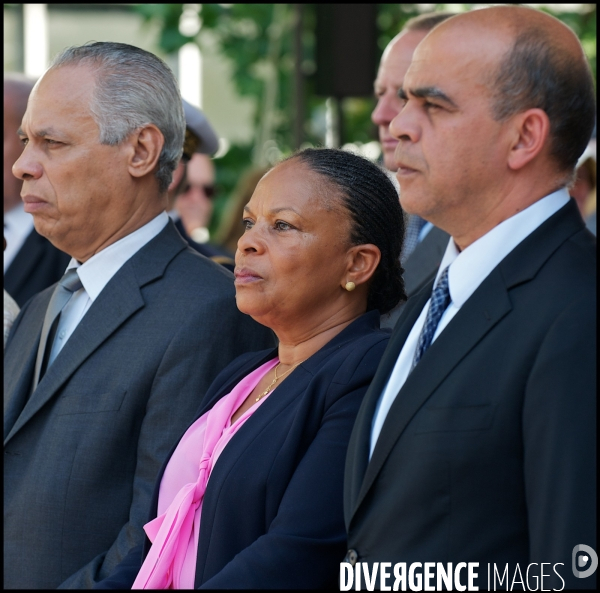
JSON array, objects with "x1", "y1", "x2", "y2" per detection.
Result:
[{"x1": 49, "y1": 41, "x2": 185, "y2": 193}]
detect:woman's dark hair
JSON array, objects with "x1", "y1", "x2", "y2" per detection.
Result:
[{"x1": 290, "y1": 147, "x2": 406, "y2": 314}]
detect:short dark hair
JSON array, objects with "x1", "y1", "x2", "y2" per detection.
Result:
[
  {"x1": 489, "y1": 26, "x2": 596, "y2": 176},
  {"x1": 403, "y1": 11, "x2": 457, "y2": 33},
  {"x1": 291, "y1": 148, "x2": 406, "y2": 315}
]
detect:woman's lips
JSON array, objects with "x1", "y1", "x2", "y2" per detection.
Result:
[{"x1": 234, "y1": 268, "x2": 263, "y2": 284}]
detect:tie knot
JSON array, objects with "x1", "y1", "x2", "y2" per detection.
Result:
[{"x1": 60, "y1": 269, "x2": 83, "y2": 293}]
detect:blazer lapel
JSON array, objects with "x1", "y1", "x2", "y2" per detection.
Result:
[
  {"x1": 345, "y1": 284, "x2": 432, "y2": 515},
  {"x1": 5, "y1": 271, "x2": 146, "y2": 443},
  {"x1": 3, "y1": 334, "x2": 40, "y2": 440},
  {"x1": 4, "y1": 222, "x2": 188, "y2": 445},
  {"x1": 352, "y1": 270, "x2": 512, "y2": 517}
]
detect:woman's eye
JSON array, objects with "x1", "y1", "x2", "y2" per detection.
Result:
[{"x1": 274, "y1": 221, "x2": 292, "y2": 231}]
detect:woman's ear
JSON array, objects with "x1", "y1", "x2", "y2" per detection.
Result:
[
  {"x1": 127, "y1": 124, "x2": 165, "y2": 180},
  {"x1": 342, "y1": 244, "x2": 381, "y2": 288}
]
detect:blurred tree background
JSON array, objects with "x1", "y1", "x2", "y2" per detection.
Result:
[{"x1": 133, "y1": 3, "x2": 596, "y2": 235}]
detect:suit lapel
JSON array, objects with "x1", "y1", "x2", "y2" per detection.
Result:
[
  {"x1": 4, "y1": 222, "x2": 188, "y2": 445},
  {"x1": 5, "y1": 272, "x2": 147, "y2": 443},
  {"x1": 3, "y1": 288, "x2": 52, "y2": 440},
  {"x1": 345, "y1": 284, "x2": 432, "y2": 514},
  {"x1": 351, "y1": 270, "x2": 512, "y2": 517}
]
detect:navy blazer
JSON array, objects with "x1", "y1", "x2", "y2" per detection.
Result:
[{"x1": 97, "y1": 311, "x2": 388, "y2": 589}]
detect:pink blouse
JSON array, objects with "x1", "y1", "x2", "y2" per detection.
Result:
[{"x1": 132, "y1": 357, "x2": 279, "y2": 590}]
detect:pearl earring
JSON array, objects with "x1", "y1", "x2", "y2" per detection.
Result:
[{"x1": 345, "y1": 281, "x2": 356, "y2": 292}]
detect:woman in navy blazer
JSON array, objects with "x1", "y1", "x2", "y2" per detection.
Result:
[{"x1": 96, "y1": 148, "x2": 406, "y2": 589}]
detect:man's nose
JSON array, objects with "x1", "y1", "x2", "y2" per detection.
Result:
[
  {"x1": 372, "y1": 95, "x2": 397, "y2": 128},
  {"x1": 389, "y1": 102, "x2": 420, "y2": 144},
  {"x1": 12, "y1": 144, "x2": 42, "y2": 181}
]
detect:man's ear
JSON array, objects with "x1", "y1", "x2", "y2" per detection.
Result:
[
  {"x1": 127, "y1": 124, "x2": 165, "y2": 179},
  {"x1": 342, "y1": 244, "x2": 381, "y2": 288},
  {"x1": 507, "y1": 108, "x2": 550, "y2": 171}
]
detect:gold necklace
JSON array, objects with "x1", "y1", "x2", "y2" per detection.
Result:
[{"x1": 255, "y1": 359, "x2": 305, "y2": 402}]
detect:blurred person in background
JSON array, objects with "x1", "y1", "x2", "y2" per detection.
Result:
[
  {"x1": 4, "y1": 41, "x2": 274, "y2": 589},
  {"x1": 167, "y1": 99, "x2": 234, "y2": 269},
  {"x1": 4, "y1": 73, "x2": 71, "y2": 307},
  {"x1": 95, "y1": 148, "x2": 405, "y2": 589},
  {"x1": 372, "y1": 12, "x2": 455, "y2": 330}
]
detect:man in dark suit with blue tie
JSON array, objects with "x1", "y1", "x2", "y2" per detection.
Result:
[
  {"x1": 344, "y1": 6, "x2": 596, "y2": 590},
  {"x1": 3, "y1": 42, "x2": 274, "y2": 589}
]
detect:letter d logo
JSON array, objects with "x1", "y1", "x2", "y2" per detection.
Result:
[{"x1": 572, "y1": 544, "x2": 598, "y2": 578}]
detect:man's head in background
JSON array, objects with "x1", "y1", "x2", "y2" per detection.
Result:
[
  {"x1": 372, "y1": 12, "x2": 456, "y2": 172},
  {"x1": 4, "y1": 73, "x2": 36, "y2": 213}
]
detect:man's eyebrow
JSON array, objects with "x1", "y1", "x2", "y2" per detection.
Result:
[
  {"x1": 406, "y1": 86, "x2": 458, "y2": 108},
  {"x1": 17, "y1": 126, "x2": 61, "y2": 138}
]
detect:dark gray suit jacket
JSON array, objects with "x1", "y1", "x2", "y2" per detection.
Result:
[
  {"x1": 380, "y1": 226, "x2": 449, "y2": 330},
  {"x1": 3, "y1": 221, "x2": 275, "y2": 589},
  {"x1": 345, "y1": 200, "x2": 596, "y2": 590}
]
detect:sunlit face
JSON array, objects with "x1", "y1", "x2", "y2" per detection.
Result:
[
  {"x1": 389, "y1": 27, "x2": 511, "y2": 234},
  {"x1": 372, "y1": 30, "x2": 428, "y2": 172},
  {"x1": 12, "y1": 65, "x2": 137, "y2": 259},
  {"x1": 234, "y1": 159, "x2": 354, "y2": 329}
]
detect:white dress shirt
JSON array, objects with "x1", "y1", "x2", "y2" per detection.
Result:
[
  {"x1": 4, "y1": 203, "x2": 35, "y2": 272},
  {"x1": 369, "y1": 188, "x2": 570, "y2": 457},
  {"x1": 47, "y1": 212, "x2": 169, "y2": 365}
]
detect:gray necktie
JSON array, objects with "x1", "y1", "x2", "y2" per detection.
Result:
[{"x1": 32, "y1": 269, "x2": 83, "y2": 391}]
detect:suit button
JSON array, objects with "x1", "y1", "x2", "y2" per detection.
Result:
[{"x1": 344, "y1": 549, "x2": 358, "y2": 566}]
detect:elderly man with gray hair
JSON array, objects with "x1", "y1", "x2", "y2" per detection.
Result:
[{"x1": 3, "y1": 42, "x2": 274, "y2": 589}]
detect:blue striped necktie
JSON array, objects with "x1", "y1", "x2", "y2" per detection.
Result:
[{"x1": 411, "y1": 266, "x2": 451, "y2": 371}]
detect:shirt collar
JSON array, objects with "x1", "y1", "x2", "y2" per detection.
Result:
[
  {"x1": 67, "y1": 212, "x2": 169, "y2": 302},
  {"x1": 435, "y1": 188, "x2": 570, "y2": 308}
]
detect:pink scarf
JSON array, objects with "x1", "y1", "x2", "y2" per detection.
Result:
[{"x1": 132, "y1": 357, "x2": 279, "y2": 589}]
